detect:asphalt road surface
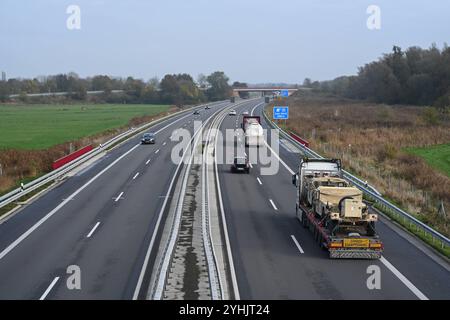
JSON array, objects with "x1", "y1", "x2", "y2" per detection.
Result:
[
  {"x1": 216, "y1": 98, "x2": 450, "y2": 300},
  {"x1": 0, "y1": 101, "x2": 228, "y2": 299}
]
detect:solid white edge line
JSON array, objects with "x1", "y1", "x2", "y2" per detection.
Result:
[
  {"x1": 380, "y1": 256, "x2": 428, "y2": 300},
  {"x1": 257, "y1": 177, "x2": 262, "y2": 185},
  {"x1": 87, "y1": 222, "x2": 101, "y2": 238},
  {"x1": 0, "y1": 104, "x2": 204, "y2": 261},
  {"x1": 263, "y1": 140, "x2": 295, "y2": 175},
  {"x1": 0, "y1": 143, "x2": 140, "y2": 261},
  {"x1": 133, "y1": 172, "x2": 140, "y2": 180},
  {"x1": 259, "y1": 104, "x2": 429, "y2": 301},
  {"x1": 269, "y1": 199, "x2": 278, "y2": 211},
  {"x1": 290, "y1": 235, "x2": 305, "y2": 254},
  {"x1": 212, "y1": 100, "x2": 257, "y2": 299},
  {"x1": 132, "y1": 104, "x2": 230, "y2": 300},
  {"x1": 39, "y1": 277, "x2": 60, "y2": 300},
  {"x1": 250, "y1": 102, "x2": 264, "y2": 116}
]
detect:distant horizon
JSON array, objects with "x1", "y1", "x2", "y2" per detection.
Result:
[{"x1": 3, "y1": 41, "x2": 448, "y2": 86}]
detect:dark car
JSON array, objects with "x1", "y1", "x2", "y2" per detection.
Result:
[
  {"x1": 231, "y1": 157, "x2": 250, "y2": 174},
  {"x1": 205, "y1": 106, "x2": 211, "y2": 110},
  {"x1": 141, "y1": 132, "x2": 155, "y2": 144},
  {"x1": 193, "y1": 110, "x2": 200, "y2": 115}
]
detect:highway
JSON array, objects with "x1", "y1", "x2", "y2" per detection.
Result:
[
  {"x1": 0, "y1": 98, "x2": 448, "y2": 300},
  {"x1": 216, "y1": 98, "x2": 450, "y2": 300},
  {"x1": 0, "y1": 101, "x2": 228, "y2": 299}
]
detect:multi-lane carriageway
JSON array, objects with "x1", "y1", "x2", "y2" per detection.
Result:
[{"x1": 0, "y1": 99, "x2": 448, "y2": 299}]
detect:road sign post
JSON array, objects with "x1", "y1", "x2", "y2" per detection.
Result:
[{"x1": 273, "y1": 106, "x2": 289, "y2": 129}]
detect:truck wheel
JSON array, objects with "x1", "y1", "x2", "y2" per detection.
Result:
[
  {"x1": 314, "y1": 228, "x2": 319, "y2": 243},
  {"x1": 301, "y1": 211, "x2": 308, "y2": 228}
]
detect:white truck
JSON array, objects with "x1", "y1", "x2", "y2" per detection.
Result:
[{"x1": 242, "y1": 115, "x2": 264, "y2": 147}]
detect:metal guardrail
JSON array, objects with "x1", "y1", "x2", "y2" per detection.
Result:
[
  {"x1": 263, "y1": 109, "x2": 450, "y2": 250},
  {"x1": 0, "y1": 102, "x2": 219, "y2": 211}
]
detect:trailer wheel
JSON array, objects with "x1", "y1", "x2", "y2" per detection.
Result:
[
  {"x1": 318, "y1": 234, "x2": 326, "y2": 250},
  {"x1": 313, "y1": 226, "x2": 319, "y2": 242},
  {"x1": 301, "y1": 211, "x2": 308, "y2": 228}
]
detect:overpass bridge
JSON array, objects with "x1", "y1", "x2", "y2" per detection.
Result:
[{"x1": 232, "y1": 87, "x2": 300, "y2": 97}]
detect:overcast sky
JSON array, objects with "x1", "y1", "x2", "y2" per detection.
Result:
[{"x1": 1, "y1": 0, "x2": 449, "y2": 83}]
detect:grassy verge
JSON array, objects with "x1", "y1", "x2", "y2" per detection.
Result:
[
  {"x1": 264, "y1": 106, "x2": 450, "y2": 258},
  {"x1": 372, "y1": 201, "x2": 450, "y2": 258},
  {"x1": 0, "y1": 181, "x2": 54, "y2": 218},
  {"x1": 0, "y1": 103, "x2": 170, "y2": 150},
  {"x1": 0, "y1": 103, "x2": 178, "y2": 194},
  {"x1": 405, "y1": 144, "x2": 450, "y2": 178}
]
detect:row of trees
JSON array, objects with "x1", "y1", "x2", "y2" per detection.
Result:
[
  {"x1": 0, "y1": 71, "x2": 235, "y2": 105},
  {"x1": 309, "y1": 44, "x2": 450, "y2": 108}
]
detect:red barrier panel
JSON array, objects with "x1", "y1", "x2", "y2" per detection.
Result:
[
  {"x1": 289, "y1": 131, "x2": 310, "y2": 148},
  {"x1": 52, "y1": 145, "x2": 94, "y2": 170}
]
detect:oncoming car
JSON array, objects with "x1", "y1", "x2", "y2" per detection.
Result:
[{"x1": 141, "y1": 132, "x2": 155, "y2": 144}]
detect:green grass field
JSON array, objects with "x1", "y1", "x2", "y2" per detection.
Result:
[
  {"x1": 0, "y1": 104, "x2": 170, "y2": 150},
  {"x1": 406, "y1": 144, "x2": 450, "y2": 177}
]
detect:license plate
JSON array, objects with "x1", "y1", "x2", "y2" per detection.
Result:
[{"x1": 343, "y1": 238, "x2": 370, "y2": 248}]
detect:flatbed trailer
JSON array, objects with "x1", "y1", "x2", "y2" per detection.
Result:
[
  {"x1": 293, "y1": 158, "x2": 383, "y2": 259},
  {"x1": 296, "y1": 204, "x2": 383, "y2": 259}
]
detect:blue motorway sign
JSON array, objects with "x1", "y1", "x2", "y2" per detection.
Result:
[
  {"x1": 273, "y1": 106, "x2": 289, "y2": 119},
  {"x1": 281, "y1": 90, "x2": 289, "y2": 97}
]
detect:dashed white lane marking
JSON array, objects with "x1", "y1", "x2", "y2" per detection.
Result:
[
  {"x1": 257, "y1": 177, "x2": 262, "y2": 185},
  {"x1": 249, "y1": 163, "x2": 253, "y2": 168},
  {"x1": 261, "y1": 118, "x2": 429, "y2": 301},
  {"x1": 263, "y1": 140, "x2": 295, "y2": 175},
  {"x1": 379, "y1": 256, "x2": 428, "y2": 300},
  {"x1": 290, "y1": 235, "x2": 305, "y2": 254},
  {"x1": 155, "y1": 149, "x2": 160, "y2": 154},
  {"x1": 0, "y1": 143, "x2": 141, "y2": 261},
  {"x1": 132, "y1": 172, "x2": 140, "y2": 180},
  {"x1": 162, "y1": 141, "x2": 167, "y2": 146},
  {"x1": 39, "y1": 277, "x2": 60, "y2": 300},
  {"x1": 114, "y1": 192, "x2": 124, "y2": 202},
  {"x1": 146, "y1": 159, "x2": 151, "y2": 165},
  {"x1": 87, "y1": 222, "x2": 101, "y2": 238},
  {"x1": 269, "y1": 199, "x2": 278, "y2": 211}
]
